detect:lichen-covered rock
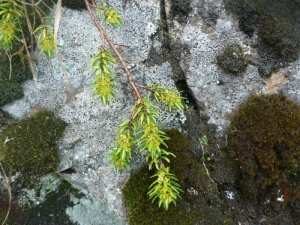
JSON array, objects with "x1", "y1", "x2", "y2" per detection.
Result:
[{"x1": 228, "y1": 93, "x2": 300, "y2": 199}]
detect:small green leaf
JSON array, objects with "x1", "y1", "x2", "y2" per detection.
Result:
[{"x1": 46, "y1": 183, "x2": 52, "y2": 190}]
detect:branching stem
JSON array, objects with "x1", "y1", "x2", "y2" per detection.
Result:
[
  {"x1": 84, "y1": 0, "x2": 141, "y2": 101},
  {"x1": 33, "y1": 2, "x2": 45, "y2": 25},
  {"x1": 134, "y1": 83, "x2": 155, "y2": 92}
]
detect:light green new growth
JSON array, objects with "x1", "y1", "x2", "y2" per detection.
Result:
[
  {"x1": 148, "y1": 166, "x2": 182, "y2": 210},
  {"x1": 0, "y1": 0, "x2": 24, "y2": 50},
  {"x1": 0, "y1": 0, "x2": 55, "y2": 58},
  {"x1": 34, "y1": 24, "x2": 55, "y2": 59},
  {"x1": 149, "y1": 83, "x2": 185, "y2": 111},
  {"x1": 106, "y1": 93, "x2": 184, "y2": 210},
  {"x1": 107, "y1": 119, "x2": 134, "y2": 172},
  {"x1": 95, "y1": 4, "x2": 123, "y2": 28},
  {"x1": 91, "y1": 49, "x2": 117, "y2": 105},
  {"x1": 104, "y1": 7, "x2": 123, "y2": 27}
]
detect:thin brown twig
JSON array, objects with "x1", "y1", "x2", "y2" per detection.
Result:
[
  {"x1": 89, "y1": 3, "x2": 104, "y2": 9},
  {"x1": 4, "y1": 51, "x2": 12, "y2": 80},
  {"x1": 20, "y1": 27, "x2": 37, "y2": 81},
  {"x1": 16, "y1": 0, "x2": 42, "y2": 6},
  {"x1": 30, "y1": 0, "x2": 37, "y2": 47},
  {"x1": 33, "y1": 2, "x2": 45, "y2": 25},
  {"x1": 134, "y1": 83, "x2": 154, "y2": 92},
  {"x1": 40, "y1": 0, "x2": 54, "y2": 12},
  {"x1": 22, "y1": 0, "x2": 35, "y2": 50},
  {"x1": 0, "y1": 163, "x2": 12, "y2": 225},
  {"x1": 199, "y1": 141, "x2": 215, "y2": 184},
  {"x1": 84, "y1": 0, "x2": 141, "y2": 101}
]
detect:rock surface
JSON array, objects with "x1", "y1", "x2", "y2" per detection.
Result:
[
  {"x1": 1, "y1": 0, "x2": 300, "y2": 224},
  {"x1": 165, "y1": 0, "x2": 300, "y2": 140}
]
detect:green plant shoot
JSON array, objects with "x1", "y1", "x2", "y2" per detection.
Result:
[
  {"x1": 148, "y1": 166, "x2": 182, "y2": 210},
  {"x1": 91, "y1": 49, "x2": 117, "y2": 105},
  {"x1": 34, "y1": 25, "x2": 55, "y2": 58},
  {"x1": 0, "y1": 0, "x2": 24, "y2": 50}
]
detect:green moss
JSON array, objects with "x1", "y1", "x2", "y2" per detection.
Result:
[
  {"x1": 0, "y1": 110, "x2": 66, "y2": 184},
  {"x1": 123, "y1": 129, "x2": 235, "y2": 225},
  {"x1": 0, "y1": 49, "x2": 32, "y2": 106},
  {"x1": 216, "y1": 44, "x2": 247, "y2": 75},
  {"x1": 228, "y1": 94, "x2": 300, "y2": 199}
]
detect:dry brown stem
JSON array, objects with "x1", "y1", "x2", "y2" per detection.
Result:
[{"x1": 0, "y1": 163, "x2": 12, "y2": 225}]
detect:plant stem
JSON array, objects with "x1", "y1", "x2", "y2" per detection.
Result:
[
  {"x1": 134, "y1": 83, "x2": 155, "y2": 92},
  {"x1": 84, "y1": 0, "x2": 141, "y2": 101},
  {"x1": 199, "y1": 141, "x2": 215, "y2": 184},
  {"x1": 0, "y1": 163, "x2": 12, "y2": 225}
]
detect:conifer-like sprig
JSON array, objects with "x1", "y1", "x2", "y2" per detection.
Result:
[
  {"x1": 148, "y1": 83, "x2": 184, "y2": 111},
  {"x1": 148, "y1": 166, "x2": 182, "y2": 210},
  {"x1": 91, "y1": 49, "x2": 117, "y2": 105},
  {"x1": 95, "y1": 4, "x2": 123, "y2": 28},
  {"x1": 108, "y1": 119, "x2": 135, "y2": 172},
  {"x1": 108, "y1": 96, "x2": 182, "y2": 210},
  {"x1": 34, "y1": 24, "x2": 55, "y2": 58},
  {"x1": 0, "y1": 0, "x2": 24, "y2": 50}
]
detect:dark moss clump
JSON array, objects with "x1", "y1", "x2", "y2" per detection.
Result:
[
  {"x1": 123, "y1": 129, "x2": 235, "y2": 225},
  {"x1": 169, "y1": 0, "x2": 192, "y2": 24},
  {"x1": 62, "y1": 0, "x2": 89, "y2": 11},
  {"x1": 0, "y1": 110, "x2": 66, "y2": 184},
  {"x1": 224, "y1": 0, "x2": 300, "y2": 59},
  {"x1": 0, "y1": 50, "x2": 32, "y2": 107},
  {"x1": 0, "y1": 81, "x2": 24, "y2": 107},
  {"x1": 228, "y1": 94, "x2": 300, "y2": 199},
  {"x1": 217, "y1": 44, "x2": 247, "y2": 75}
]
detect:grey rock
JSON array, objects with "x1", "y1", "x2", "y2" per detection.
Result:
[
  {"x1": 165, "y1": 0, "x2": 300, "y2": 142},
  {"x1": 66, "y1": 190, "x2": 127, "y2": 225}
]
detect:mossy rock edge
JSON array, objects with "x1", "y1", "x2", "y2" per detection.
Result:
[
  {"x1": 0, "y1": 110, "x2": 67, "y2": 184},
  {"x1": 123, "y1": 129, "x2": 235, "y2": 225}
]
